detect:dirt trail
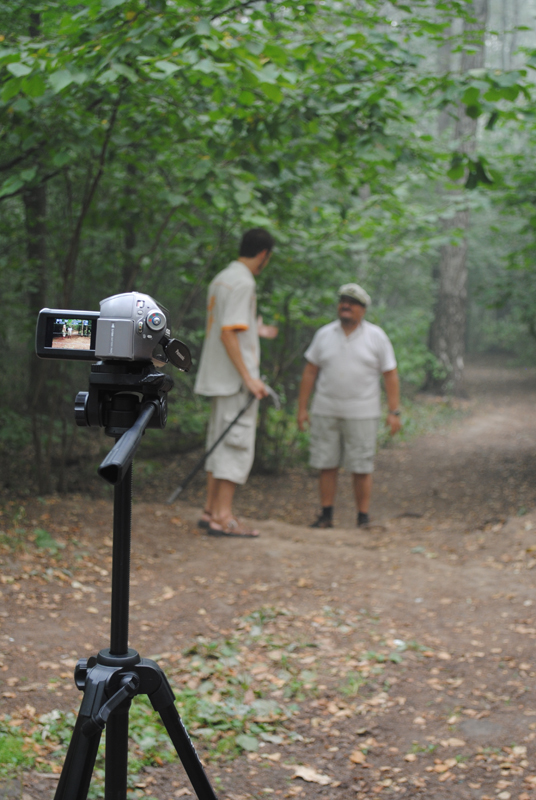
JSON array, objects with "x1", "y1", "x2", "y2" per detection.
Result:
[
  {"x1": 2, "y1": 359, "x2": 536, "y2": 800},
  {"x1": 163, "y1": 359, "x2": 536, "y2": 530}
]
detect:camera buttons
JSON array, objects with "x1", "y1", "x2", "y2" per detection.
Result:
[{"x1": 146, "y1": 310, "x2": 166, "y2": 332}]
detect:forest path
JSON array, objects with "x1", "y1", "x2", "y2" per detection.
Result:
[
  {"x1": 208, "y1": 357, "x2": 536, "y2": 530},
  {"x1": 370, "y1": 358, "x2": 536, "y2": 526},
  {"x1": 4, "y1": 358, "x2": 536, "y2": 800}
]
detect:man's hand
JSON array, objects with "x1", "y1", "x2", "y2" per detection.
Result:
[
  {"x1": 297, "y1": 408, "x2": 309, "y2": 432},
  {"x1": 386, "y1": 412, "x2": 402, "y2": 436},
  {"x1": 297, "y1": 362, "x2": 319, "y2": 433},
  {"x1": 245, "y1": 376, "x2": 269, "y2": 400},
  {"x1": 257, "y1": 315, "x2": 278, "y2": 339}
]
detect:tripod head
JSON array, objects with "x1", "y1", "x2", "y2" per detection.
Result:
[
  {"x1": 75, "y1": 360, "x2": 175, "y2": 484},
  {"x1": 75, "y1": 360, "x2": 173, "y2": 436}
]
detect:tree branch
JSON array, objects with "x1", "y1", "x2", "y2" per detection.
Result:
[
  {"x1": 136, "y1": 205, "x2": 181, "y2": 269},
  {"x1": 61, "y1": 94, "x2": 122, "y2": 306},
  {"x1": 0, "y1": 169, "x2": 62, "y2": 203},
  {"x1": 211, "y1": 0, "x2": 268, "y2": 21},
  {"x1": 0, "y1": 145, "x2": 45, "y2": 173},
  {"x1": 143, "y1": 219, "x2": 187, "y2": 290}
]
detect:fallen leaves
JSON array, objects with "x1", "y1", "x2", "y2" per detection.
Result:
[
  {"x1": 441, "y1": 737, "x2": 466, "y2": 748},
  {"x1": 263, "y1": 752, "x2": 281, "y2": 762},
  {"x1": 349, "y1": 749, "x2": 366, "y2": 764},
  {"x1": 4, "y1": 499, "x2": 536, "y2": 800},
  {"x1": 432, "y1": 758, "x2": 457, "y2": 773},
  {"x1": 292, "y1": 766, "x2": 332, "y2": 785},
  {"x1": 149, "y1": 586, "x2": 176, "y2": 605}
]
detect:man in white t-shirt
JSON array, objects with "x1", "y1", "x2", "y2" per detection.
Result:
[
  {"x1": 297, "y1": 283, "x2": 401, "y2": 528},
  {"x1": 194, "y1": 228, "x2": 277, "y2": 537}
]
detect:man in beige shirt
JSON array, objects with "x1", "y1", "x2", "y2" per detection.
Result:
[{"x1": 194, "y1": 228, "x2": 277, "y2": 537}]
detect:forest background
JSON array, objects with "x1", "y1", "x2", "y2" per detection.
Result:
[{"x1": 1, "y1": 0, "x2": 535, "y2": 496}]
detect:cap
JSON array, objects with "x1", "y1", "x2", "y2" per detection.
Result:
[{"x1": 338, "y1": 283, "x2": 371, "y2": 308}]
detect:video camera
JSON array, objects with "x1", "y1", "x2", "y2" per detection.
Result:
[
  {"x1": 36, "y1": 291, "x2": 191, "y2": 371},
  {"x1": 36, "y1": 292, "x2": 192, "y2": 439}
]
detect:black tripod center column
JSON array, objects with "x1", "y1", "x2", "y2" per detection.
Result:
[{"x1": 107, "y1": 394, "x2": 140, "y2": 659}]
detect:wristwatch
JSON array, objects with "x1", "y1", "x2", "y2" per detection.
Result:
[{"x1": 388, "y1": 409, "x2": 401, "y2": 416}]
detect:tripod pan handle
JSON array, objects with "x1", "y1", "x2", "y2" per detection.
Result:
[{"x1": 98, "y1": 401, "x2": 157, "y2": 485}]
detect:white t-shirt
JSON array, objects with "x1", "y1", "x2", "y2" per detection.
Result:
[
  {"x1": 304, "y1": 319, "x2": 397, "y2": 418},
  {"x1": 194, "y1": 261, "x2": 260, "y2": 397}
]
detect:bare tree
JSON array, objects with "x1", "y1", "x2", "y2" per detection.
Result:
[{"x1": 426, "y1": 0, "x2": 489, "y2": 395}]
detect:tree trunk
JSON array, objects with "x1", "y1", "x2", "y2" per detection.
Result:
[
  {"x1": 426, "y1": 0, "x2": 488, "y2": 395},
  {"x1": 22, "y1": 11, "x2": 53, "y2": 493},
  {"x1": 508, "y1": 0, "x2": 519, "y2": 66},
  {"x1": 24, "y1": 185, "x2": 51, "y2": 494},
  {"x1": 501, "y1": 0, "x2": 508, "y2": 70},
  {"x1": 120, "y1": 163, "x2": 139, "y2": 292}
]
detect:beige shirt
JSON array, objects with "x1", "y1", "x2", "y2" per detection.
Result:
[
  {"x1": 305, "y1": 319, "x2": 396, "y2": 418},
  {"x1": 194, "y1": 261, "x2": 260, "y2": 397}
]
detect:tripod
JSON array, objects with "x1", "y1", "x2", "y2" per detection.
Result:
[{"x1": 55, "y1": 361, "x2": 218, "y2": 800}]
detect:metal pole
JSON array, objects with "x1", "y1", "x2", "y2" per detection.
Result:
[
  {"x1": 110, "y1": 462, "x2": 132, "y2": 656},
  {"x1": 105, "y1": 700, "x2": 131, "y2": 800}
]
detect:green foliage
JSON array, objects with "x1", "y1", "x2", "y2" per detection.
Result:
[
  {"x1": 0, "y1": 0, "x2": 532, "y2": 489},
  {"x1": 0, "y1": 409, "x2": 32, "y2": 449},
  {"x1": 0, "y1": 719, "x2": 32, "y2": 777},
  {"x1": 341, "y1": 671, "x2": 366, "y2": 697},
  {"x1": 32, "y1": 527, "x2": 64, "y2": 554}
]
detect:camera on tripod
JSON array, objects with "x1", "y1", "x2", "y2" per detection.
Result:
[
  {"x1": 35, "y1": 291, "x2": 191, "y2": 370},
  {"x1": 36, "y1": 291, "x2": 192, "y2": 467},
  {"x1": 33, "y1": 295, "x2": 220, "y2": 800}
]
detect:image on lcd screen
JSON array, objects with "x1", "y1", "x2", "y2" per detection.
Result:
[{"x1": 51, "y1": 318, "x2": 93, "y2": 351}]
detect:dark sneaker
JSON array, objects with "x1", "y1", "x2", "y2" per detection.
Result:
[
  {"x1": 357, "y1": 512, "x2": 370, "y2": 527},
  {"x1": 311, "y1": 514, "x2": 333, "y2": 529}
]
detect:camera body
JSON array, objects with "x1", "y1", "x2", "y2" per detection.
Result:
[
  {"x1": 36, "y1": 292, "x2": 191, "y2": 371},
  {"x1": 95, "y1": 292, "x2": 170, "y2": 362}
]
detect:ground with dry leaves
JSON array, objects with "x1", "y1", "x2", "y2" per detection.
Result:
[{"x1": 2, "y1": 359, "x2": 536, "y2": 800}]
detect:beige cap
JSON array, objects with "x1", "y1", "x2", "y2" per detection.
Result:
[{"x1": 338, "y1": 283, "x2": 371, "y2": 307}]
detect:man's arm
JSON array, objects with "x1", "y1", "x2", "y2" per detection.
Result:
[
  {"x1": 257, "y1": 315, "x2": 278, "y2": 339},
  {"x1": 220, "y1": 328, "x2": 268, "y2": 399},
  {"x1": 297, "y1": 361, "x2": 320, "y2": 431},
  {"x1": 383, "y1": 368, "x2": 402, "y2": 435}
]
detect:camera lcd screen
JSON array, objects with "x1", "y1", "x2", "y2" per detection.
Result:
[
  {"x1": 36, "y1": 309, "x2": 100, "y2": 361},
  {"x1": 51, "y1": 318, "x2": 94, "y2": 351}
]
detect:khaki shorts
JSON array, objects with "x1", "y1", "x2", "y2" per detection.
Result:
[
  {"x1": 309, "y1": 415, "x2": 379, "y2": 474},
  {"x1": 205, "y1": 389, "x2": 259, "y2": 485}
]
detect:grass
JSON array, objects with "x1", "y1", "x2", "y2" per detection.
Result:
[
  {"x1": 377, "y1": 393, "x2": 469, "y2": 448},
  {"x1": 0, "y1": 721, "x2": 33, "y2": 777}
]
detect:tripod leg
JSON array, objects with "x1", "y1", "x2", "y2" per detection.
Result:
[
  {"x1": 54, "y1": 713, "x2": 102, "y2": 800},
  {"x1": 105, "y1": 699, "x2": 131, "y2": 800},
  {"x1": 158, "y1": 704, "x2": 219, "y2": 800}
]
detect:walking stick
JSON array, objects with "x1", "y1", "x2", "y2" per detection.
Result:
[{"x1": 166, "y1": 385, "x2": 280, "y2": 505}]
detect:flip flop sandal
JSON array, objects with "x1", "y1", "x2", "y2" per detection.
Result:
[
  {"x1": 207, "y1": 517, "x2": 260, "y2": 538},
  {"x1": 197, "y1": 510, "x2": 212, "y2": 529}
]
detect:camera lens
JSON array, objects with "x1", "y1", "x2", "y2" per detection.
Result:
[{"x1": 146, "y1": 310, "x2": 166, "y2": 332}]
